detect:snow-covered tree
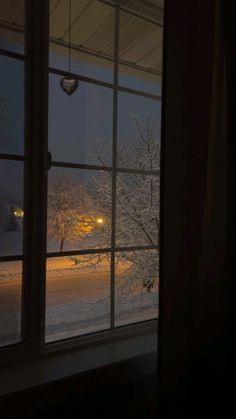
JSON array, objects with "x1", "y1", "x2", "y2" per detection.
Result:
[
  {"x1": 48, "y1": 117, "x2": 160, "y2": 296},
  {"x1": 99, "y1": 117, "x2": 160, "y2": 291},
  {"x1": 115, "y1": 249, "x2": 159, "y2": 299},
  {"x1": 47, "y1": 173, "x2": 98, "y2": 252},
  {"x1": 86, "y1": 116, "x2": 160, "y2": 293}
]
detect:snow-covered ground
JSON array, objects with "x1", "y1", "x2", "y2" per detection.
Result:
[
  {"x1": 0, "y1": 229, "x2": 102, "y2": 255},
  {"x1": 45, "y1": 256, "x2": 158, "y2": 342},
  {"x1": 0, "y1": 255, "x2": 158, "y2": 345}
]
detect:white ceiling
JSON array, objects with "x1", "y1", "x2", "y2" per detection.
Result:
[
  {"x1": 50, "y1": 0, "x2": 163, "y2": 75},
  {"x1": 0, "y1": 0, "x2": 163, "y2": 76}
]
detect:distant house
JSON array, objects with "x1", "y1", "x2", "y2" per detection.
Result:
[{"x1": 0, "y1": 202, "x2": 23, "y2": 232}]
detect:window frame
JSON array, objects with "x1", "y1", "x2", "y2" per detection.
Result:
[{"x1": 0, "y1": 0, "x2": 162, "y2": 368}]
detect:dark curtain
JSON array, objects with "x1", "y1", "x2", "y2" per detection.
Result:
[{"x1": 158, "y1": 0, "x2": 236, "y2": 417}]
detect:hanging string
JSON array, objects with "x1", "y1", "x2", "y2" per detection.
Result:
[
  {"x1": 60, "y1": 0, "x2": 78, "y2": 95},
  {"x1": 68, "y1": 0, "x2": 71, "y2": 73}
]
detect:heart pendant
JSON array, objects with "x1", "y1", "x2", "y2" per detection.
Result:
[{"x1": 60, "y1": 77, "x2": 79, "y2": 95}]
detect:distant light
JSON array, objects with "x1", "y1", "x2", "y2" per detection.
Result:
[
  {"x1": 13, "y1": 209, "x2": 24, "y2": 218},
  {"x1": 96, "y1": 218, "x2": 104, "y2": 224}
]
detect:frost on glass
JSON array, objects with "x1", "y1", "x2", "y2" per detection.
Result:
[
  {"x1": 47, "y1": 168, "x2": 111, "y2": 252},
  {"x1": 45, "y1": 254, "x2": 110, "y2": 342},
  {"x1": 0, "y1": 261, "x2": 22, "y2": 346},
  {"x1": 115, "y1": 250, "x2": 159, "y2": 326}
]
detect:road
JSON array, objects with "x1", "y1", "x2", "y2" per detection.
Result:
[
  {"x1": 0, "y1": 264, "x2": 158, "y2": 345},
  {"x1": 0, "y1": 260, "x2": 113, "y2": 313}
]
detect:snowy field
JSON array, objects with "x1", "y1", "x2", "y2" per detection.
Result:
[{"x1": 0, "y1": 255, "x2": 158, "y2": 346}]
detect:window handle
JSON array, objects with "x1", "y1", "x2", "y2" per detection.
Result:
[{"x1": 45, "y1": 151, "x2": 52, "y2": 171}]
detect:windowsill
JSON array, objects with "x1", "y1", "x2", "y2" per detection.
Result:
[{"x1": 0, "y1": 321, "x2": 157, "y2": 397}]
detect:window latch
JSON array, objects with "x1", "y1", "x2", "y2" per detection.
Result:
[{"x1": 45, "y1": 151, "x2": 52, "y2": 171}]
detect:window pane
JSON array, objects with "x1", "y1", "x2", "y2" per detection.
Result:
[
  {"x1": 0, "y1": 55, "x2": 25, "y2": 155},
  {"x1": 119, "y1": 64, "x2": 162, "y2": 96},
  {"x1": 50, "y1": 45, "x2": 114, "y2": 84},
  {"x1": 0, "y1": 1, "x2": 25, "y2": 54},
  {"x1": 117, "y1": 92, "x2": 161, "y2": 170},
  {"x1": 49, "y1": 75, "x2": 113, "y2": 166},
  {"x1": 118, "y1": 11, "x2": 162, "y2": 95},
  {"x1": 49, "y1": 0, "x2": 114, "y2": 83},
  {"x1": 115, "y1": 250, "x2": 158, "y2": 326},
  {"x1": 45, "y1": 254, "x2": 110, "y2": 342},
  {"x1": 0, "y1": 160, "x2": 24, "y2": 256},
  {"x1": 116, "y1": 173, "x2": 159, "y2": 247},
  {"x1": 0, "y1": 261, "x2": 22, "y2": 346},
  {"x1": 47, "y1": 168, "x2": 111, "y2": 252}
]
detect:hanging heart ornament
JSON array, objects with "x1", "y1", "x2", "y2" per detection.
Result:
[{"x1": 60, "y1": 77, "x2": 79, "y2": 95}]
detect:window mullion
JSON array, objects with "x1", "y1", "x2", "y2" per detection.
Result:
[
  {"x1": 110, "y1": 6, "x2": 120, "y2": 329},
  {"x1": 25, "y1": 0, "x2": 49, "y2": 356}
]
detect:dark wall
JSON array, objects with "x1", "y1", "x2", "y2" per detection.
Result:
[{"x1": 158, "y1": 0, "x2": 236, "y2": 417}]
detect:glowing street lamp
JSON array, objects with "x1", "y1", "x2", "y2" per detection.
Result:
[{"x1": 96, "y1": 218, "x2": 104, "y2": 225}]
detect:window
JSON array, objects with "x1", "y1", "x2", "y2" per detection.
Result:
[
  {"x1": 0, "y1": 2, "x2": 25, "y2": 347},
  {"x1": 0, "y1": 0, "x2": 163, "y2": 365}
]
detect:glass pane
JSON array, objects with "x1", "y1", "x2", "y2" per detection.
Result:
[
  {"x1": 50, "y1": 44, "x2": 114, "y2": 84},
  {"x1": 119, "y1": 64, "x2": 162, "y2": 96},
  {"x1": 116, "y1": 173, "x2": 159, "y2": 247},
  {"x1": 0, "y1": 160, "x2": 24, "y2": 256},
  {"x1": 47, "y1": 168, "x2": 111, "y2": 252},
  {"x1": 118, "y1": 11, "x2": 162, "y2": 95},
  {"x1": 0, "y1": 1, "x2": 25, "y2": 54},
  {"x1": 49, "y1": 0, "x2": 114, "y2": 83},
  {"x1": 117, "y1": 92, "x2": 161, "y2": 170},
  {"x1": 49, "y1": 75, "x2": 113, "y2": 166},
  {"x1": 45, "y1": 254, "x2": 110, "y2": 342},
  {"x1": 0, "y1": 27, "x2": 24, "y2": 55},
  {"x1": 0, "y1": 261, "x2": 22, "y2": 346},
  {"x1": 0, "y1": 55, "x2": 25, "y2": 155},
  {"x1": 115, "y1": 250, "x2": 158, "y2": 326}
]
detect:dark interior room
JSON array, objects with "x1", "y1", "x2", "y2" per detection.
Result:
[{"x1": 0, "y1": 0, "x2": 235, "y2": 417}]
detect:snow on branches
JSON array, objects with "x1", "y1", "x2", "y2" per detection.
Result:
[
  {"x1": 92, "y1": 116, "x2": 160, "y2": 293},
  {"x1": 47, "y1": 116, "x2": 160, "y2": 296},
  {"x1": 48, "y1": 173, "x2": 96, "y2": 252}
]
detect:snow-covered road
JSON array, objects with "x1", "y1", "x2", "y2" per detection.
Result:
[{"x1": 0, "y1": 260, "x2": 158, "y2": 346}]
